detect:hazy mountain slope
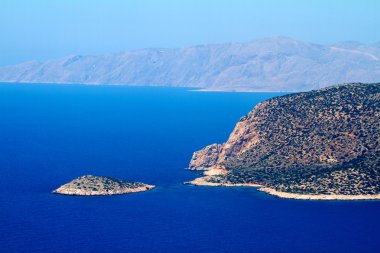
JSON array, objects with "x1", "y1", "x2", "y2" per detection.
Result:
[{"x1": 1, "y1": 37, "x2": 379, "y2": 91}]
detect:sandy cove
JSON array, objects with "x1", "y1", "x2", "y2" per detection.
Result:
[
  {"x1": 186, "y1": 176, "x2": 262, "y2": 187},
  {"x1": 185, "y1": 167, "x2": 260, "y2": 187}
]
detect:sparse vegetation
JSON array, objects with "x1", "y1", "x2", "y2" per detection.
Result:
[
  {"x1": 193, "y1": 83, "x2": 380, "y2": 195},
  {"x1": 53, "y1": 175, "x2": 155, "y2": 196}
]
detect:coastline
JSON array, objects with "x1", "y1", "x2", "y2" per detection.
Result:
[
  {"x1": 192, "y1": 88, "x2": 293, "y2": 93},
  {"x1": 187, "y1": 175, "x2": 380, "y2": 200},
  {"x1": 52, "y1": 185, "x2": 155, "y2": 196},
  {"x1": 0, "y1": 83, "x2": 295, "y2": 93},
  {"x1": 185, "y1": 176, "x2": 262, "y2": 187},
  {"x1": 258, "y1": 187, "x2": 380, "y2": 200}
]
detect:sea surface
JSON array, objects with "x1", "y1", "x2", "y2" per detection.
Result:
[{"x1": 0, "y1": 83, "x2": 379, "y2": 253}]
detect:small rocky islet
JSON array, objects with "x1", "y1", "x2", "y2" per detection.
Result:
[
  {"x1": 52, "y1": 175, "x2": 155, "y2": 196},
  {"x1": 53, "y1": 83, "x2": 379, "y2": 200}
]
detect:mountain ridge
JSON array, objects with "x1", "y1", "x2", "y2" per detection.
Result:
[{"x1": 1, "y1": 37, "x2": 380, "y2": 91}]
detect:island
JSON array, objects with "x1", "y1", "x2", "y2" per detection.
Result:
[
  {"x1": 187, "y1": 83, "x2": 380, "y2": 200},
  {"x1": 52, "y1": 175, "x2": 155, "y2": 196}
]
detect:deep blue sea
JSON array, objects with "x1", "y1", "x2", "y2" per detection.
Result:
[{"x1": 0, "y1": 83, "x2": 379, "y2": 253}]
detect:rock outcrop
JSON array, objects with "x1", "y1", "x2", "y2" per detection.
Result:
[
  {"x1": 53, "y1": 175, "x2": 155, "y2": 196},
  {"x1": 188, "y1": 83, "x2": 380, "y2": 198},
  {"x1": 189, "y1": 144, "x2": 223, "y2": 170}
]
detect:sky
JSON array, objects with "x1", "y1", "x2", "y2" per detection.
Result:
[{"x1": 0, "y1": 0, "x2": 379, "y2": 66}]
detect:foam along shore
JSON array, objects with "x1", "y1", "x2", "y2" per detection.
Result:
[{"x1": 258, "y1": 187, "x2": 380, "y2": 200}]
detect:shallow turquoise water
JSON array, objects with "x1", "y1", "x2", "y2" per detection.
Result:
[{"x1": 0, "y1": 83, "x2": 379, "y2": 253}]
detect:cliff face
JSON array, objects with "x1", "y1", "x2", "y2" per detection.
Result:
[
  {"x1": 189, "y1": 144, "x2": 223, "y2": 170},
  {"x1": 189, "y1": 83, "x2": 380, "y2": 195}
]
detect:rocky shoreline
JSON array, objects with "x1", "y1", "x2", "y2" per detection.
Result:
[
  {"x1": 185, "y1": 176, "x2": 262, "y2": 187},
  {"x1": 186, "y1": 174, "x2": 380, "y2": 200},
  {"x1": 53, "y1": 175, "x2": 155, "y2": 196},
  {"x1": 258, "y1": 187, "x2": 380, "y2": 200}
]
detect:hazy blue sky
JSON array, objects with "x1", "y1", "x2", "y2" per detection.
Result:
[{"x1": 1, "y1": 0, "x2": 379, "y2": 66}]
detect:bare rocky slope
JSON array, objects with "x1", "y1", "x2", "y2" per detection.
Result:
[
  {"x1": 189, "y1": 83, "x2": 380, "y2": 196},
  {"x1": 1, "y1": 37, "x2": 380, "y2": 91}
]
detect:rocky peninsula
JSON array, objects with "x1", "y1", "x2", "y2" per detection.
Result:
[
  {"x1": 53, "y1": 175, "x2": 155, "y2": 196},
  {"x1": 187, "y1": 83, "x2": 380, "y2": 200}
]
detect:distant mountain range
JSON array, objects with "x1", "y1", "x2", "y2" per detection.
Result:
[{"x1": 0, "y1": 37, "x2": 379, "y2": 91}]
